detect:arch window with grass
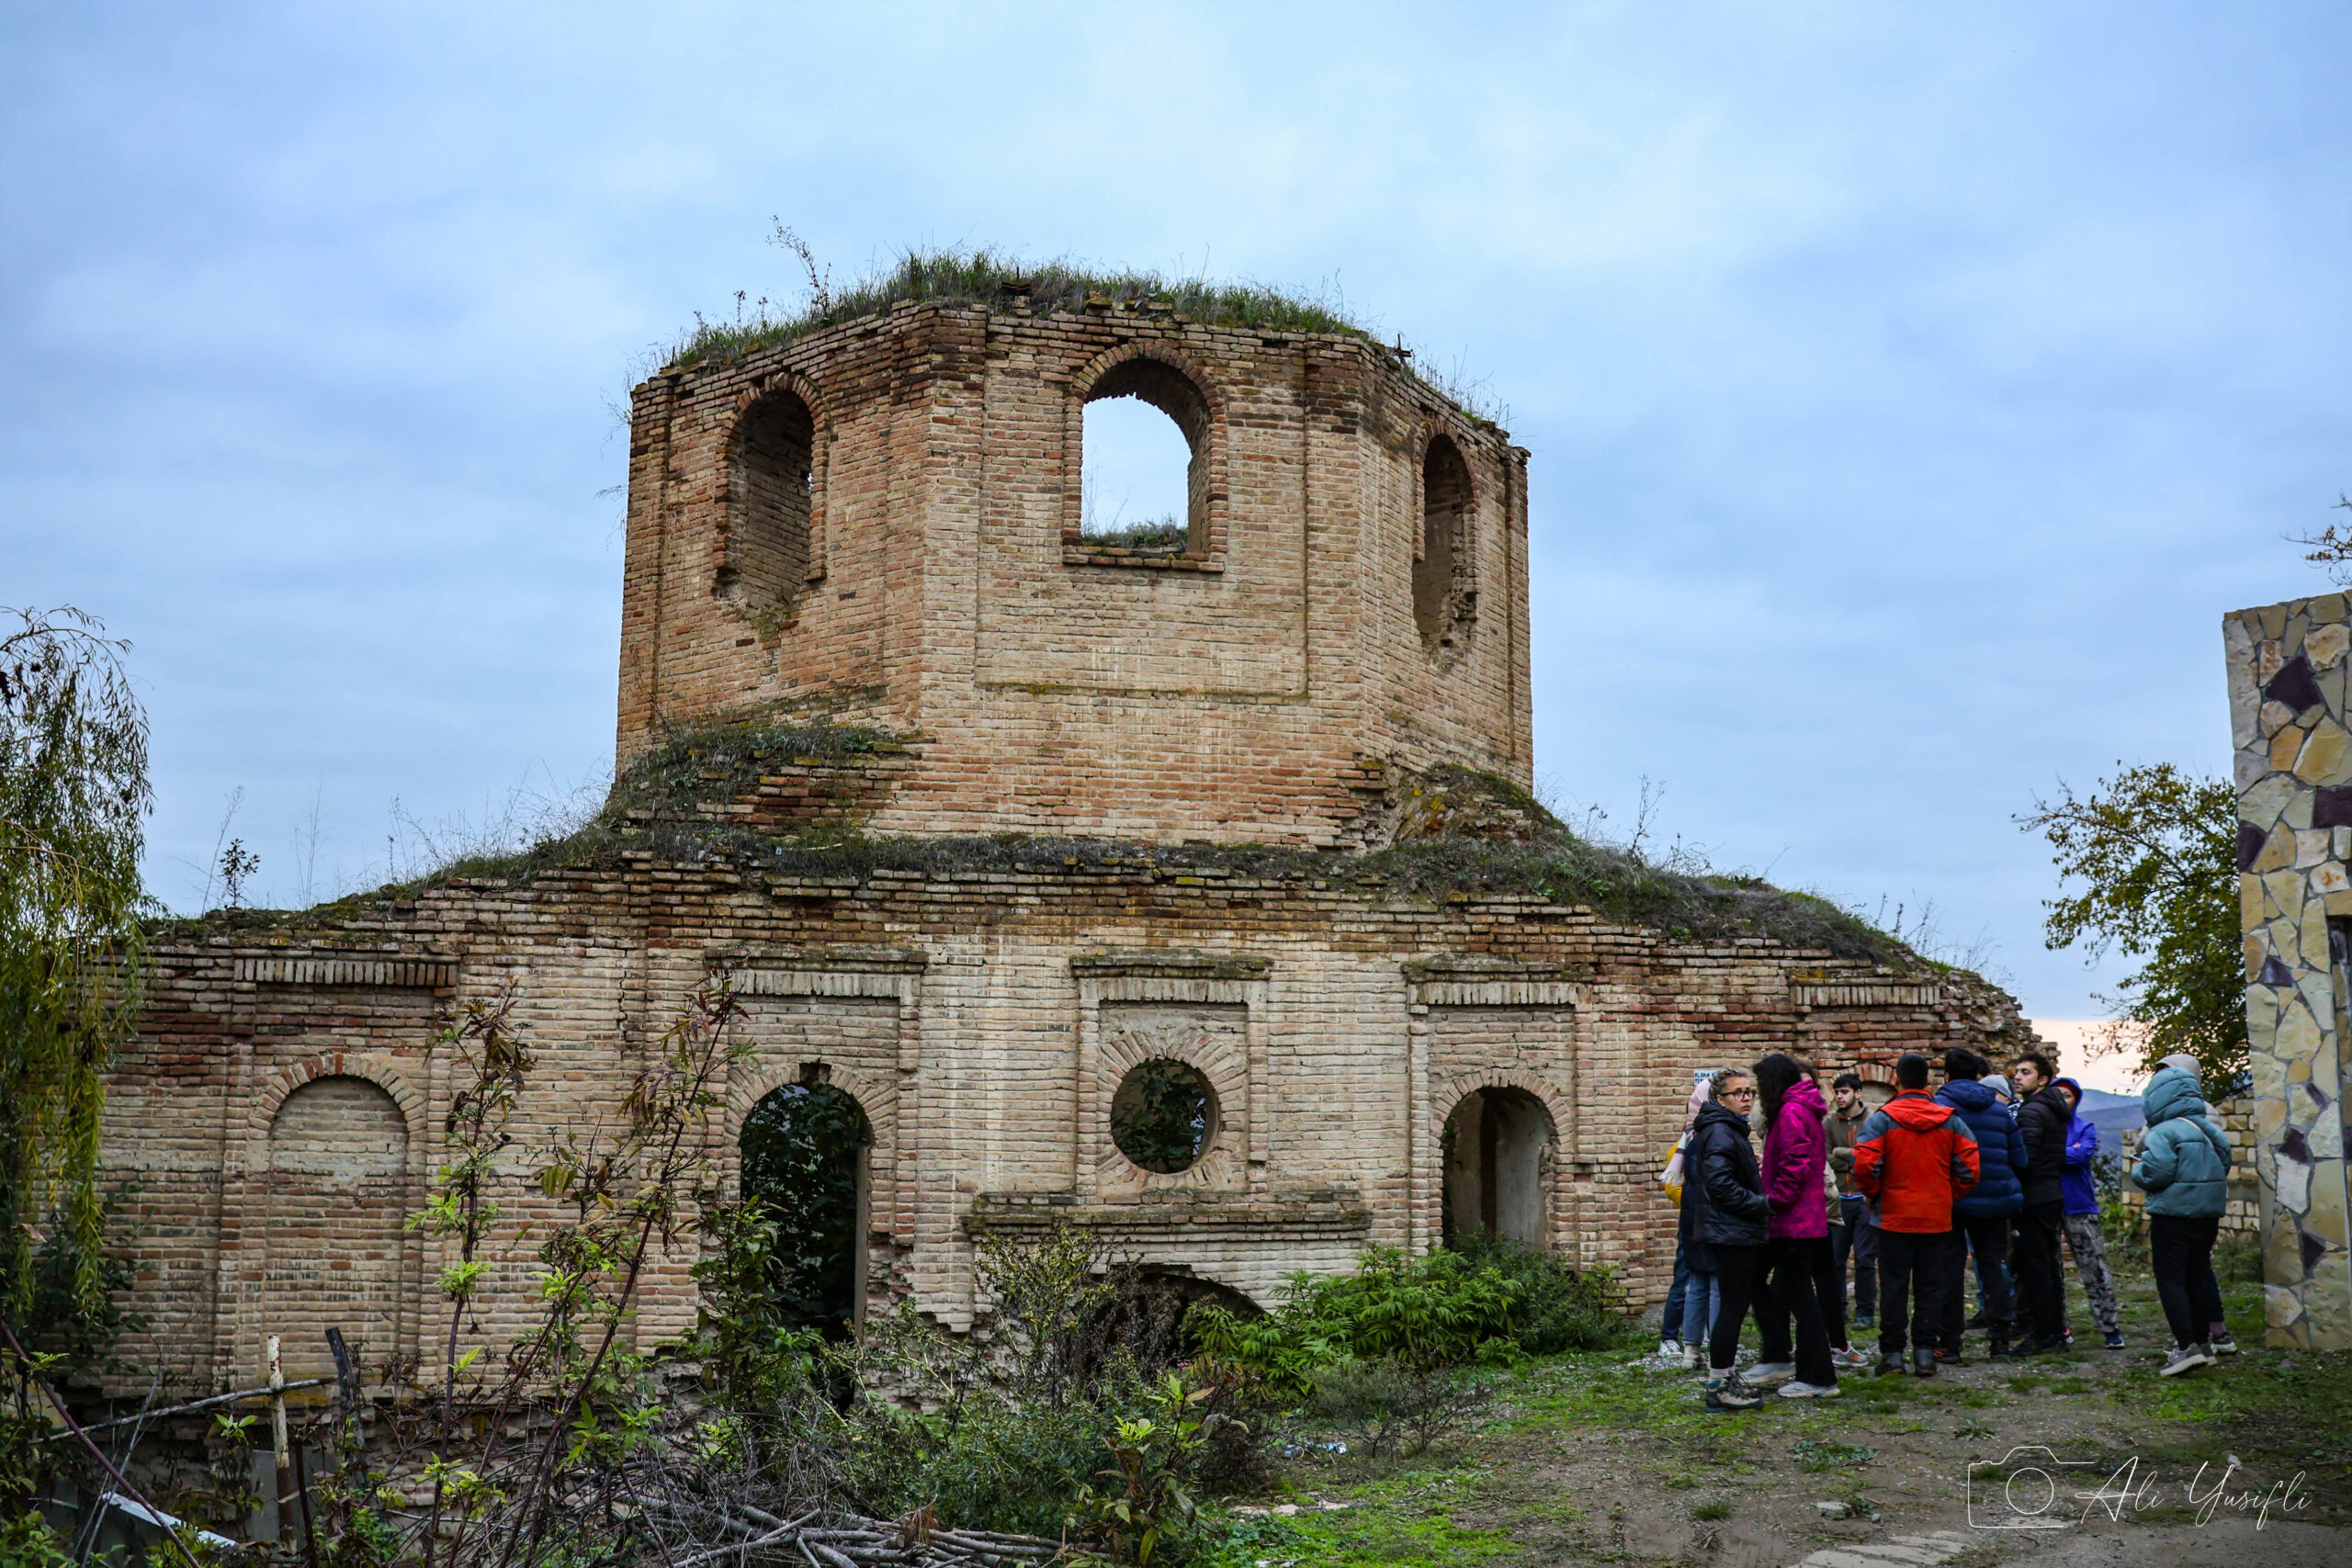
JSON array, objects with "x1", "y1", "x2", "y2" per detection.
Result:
[{"x1": 1067, "y1": 354, "x2": 1217, "y2": 565}]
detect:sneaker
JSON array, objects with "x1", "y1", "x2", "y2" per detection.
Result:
[
  {"x1": 2102, "y1": 1331, "x2": 2126, "y2": 1349},
  {"x1": 1704, "y1": 1372, "x2": 1762, "y2": 1412},
  {"x1": 1913, "y1": 1347, "x2": 1937, "y2": 1378},
  {"x1": 1875, "y1": 1352, "x2": 1906, "y2": 1377},
  {"x1": 1680, "y1": 1342, "x2": 1703, "y2": 1371},
  {"x1": 1966, "y1": 1312, "x2": 1989, "y2": 1331},
  {"x1": 1829, "y1": 1345, "x2": 1871, "y2": 1370},
  {"x1": 2018, "y1": 1333, "x2": 2069, "y2": 1357},
  {"x1": 1852, "y1": 1313, "x2": 1875, "y2": 1332},
  {"x1": 2159, "y1": 1343, "x2": 2211, "y2": 1378},
  {"x1": 1657, "y1": 1337, "x2": 1680, "y2": 1359},
  {"x1": 1779, "y1": 1379, "x2": 1841, "y2": 1399},
  {"x1": 1932, "y1": 1346, "x2": 1967, "y2": 1369},
  {"x1": 2210, "y1": 1331, "x2": 2238, "y2": 1356},
  {"x1": 1746, "y1": 1360, "x2": 1796, "y2": 1388},
  {"x1": 1986, "y1": 1339, "x2": 2017, "y2": 1361}
]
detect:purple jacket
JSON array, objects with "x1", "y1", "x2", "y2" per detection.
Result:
[
  {"x1": 2056, "y1": 1077, "x2": 2099, "y2": 1216},
  {"x1": 1763, "y1": 1077, "x2": 1831, "y2": 1239}
]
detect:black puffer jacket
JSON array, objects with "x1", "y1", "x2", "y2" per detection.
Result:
[
  {"x1": 2016, "y1": 1085, "x2": 2070, "y2": 1207},
  {"x1": 1685, "y1": 1100, "x2": 1772, "y2": 1248}
]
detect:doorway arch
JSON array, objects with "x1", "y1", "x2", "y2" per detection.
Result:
[
  {"x1": 1441, "y1": 1087, "x2": 1555, "y2": 1250},
  {"x1": 740, "y1": 1079, "x2": 872, "y2": 1337}
]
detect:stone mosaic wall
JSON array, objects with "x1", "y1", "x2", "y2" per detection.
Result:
[
  {"x1": 2225, "y1": 594, "x2": 2352, "y2": 1348},
  {"x1": 2114, "y1": 1096, "x2": 2262, "y2": 1238}
]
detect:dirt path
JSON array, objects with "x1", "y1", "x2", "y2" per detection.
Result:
[{"x1": 1208, "y1": 1266, "x2": 2351, "y2": 1567}]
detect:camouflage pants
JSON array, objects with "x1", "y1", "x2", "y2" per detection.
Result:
[{"x1": 2064, "y1": 1213, "x2": 2120, "y2": 1335}]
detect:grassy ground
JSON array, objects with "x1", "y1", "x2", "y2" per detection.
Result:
[{"x1": 1197, "y1": 1263, "x2": 2352, "y2": 1567}]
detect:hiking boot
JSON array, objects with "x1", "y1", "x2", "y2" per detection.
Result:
[
  {"x1": 1779, "y1": 1379, "x2": 1841, "y2": 1399},
  {"x1": 2209, "y1": 1330, "x2": 2238, "y2": 1356},
  {"x1": 1986, "y1": 1339, "x2": 2017, "y2": 1361},
  {"x1": 2018, "y1": 1333, "x2": 2069, "y2": 1357},
  {"x1": 1913, "y1": 1347, "x2": 1937, "y2": 1378},
  {"x1": 1852, "y1": 1313, "x2": 1875, "y2": 1333},
  {"x1": 1704, "y1": 1372, "x2": 1762, "y2": 1412},
  {"x1": 2102, "y1": 1331, "x2": 2126, "y2": 1349},
  {"x1": 1932, "y1": 1346, "x2": 1966, "y2": 1369},
  {"x1": 1875, "y1": 1352, "x2": 1906, "y2": 1377},
  {"x1": 1745, "y1": 1360, "x2": 1796, "y2": 1389},
  {"x1": 2159, "y1": 1344, "x2": 2211, "y2": 1378}
]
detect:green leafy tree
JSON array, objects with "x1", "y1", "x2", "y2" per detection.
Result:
[
  {"x1": 2019, "y1": 762, "x2": 2244, "y2": 1097},
  {"x1": 0, "y1": 606, "x2": 150, "y2": 1329}
]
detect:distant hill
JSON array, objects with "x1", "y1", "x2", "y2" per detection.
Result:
[{"x1": 2074, "y1": 1085, "x2": 2144, "y2": 1145}]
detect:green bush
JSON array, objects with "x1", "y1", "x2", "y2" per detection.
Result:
[{"x1": 1447, "y1": 1233, "x2": 1633, "y2": 1354}]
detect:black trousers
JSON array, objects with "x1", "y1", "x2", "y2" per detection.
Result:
[
  {"x1": 1832, "y1": 1197, "x2": 1879, "y2": 1319},
  {"x1": 1756, "y1": 1235, "x2": 1838, "y2": 1384},
  {"x1": 2149, "y1": 1213, "x2": 2224, "y2": 1349},
  {"x1": 1706, "y1": 1242, "x2": 1764, "y2": 1373},
  {"x1": 1874, "y1": 1228, "x2": 1953, "y2": 1356},
  {"x1": 1939, "y1": 1214, "x2": 2014, "y2": 1349},
  {"x1": 2011, "y1": 1200, "x2": 2068, "y2": 1340}
]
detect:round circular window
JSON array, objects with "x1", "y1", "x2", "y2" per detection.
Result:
[{"x1": 1109, "y1": 1058, "x2": 1217, "y2": 1174}]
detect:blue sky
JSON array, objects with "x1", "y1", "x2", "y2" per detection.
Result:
[{"x1": 6, "y1": 2, "x2": 2347, "y2": 1023}]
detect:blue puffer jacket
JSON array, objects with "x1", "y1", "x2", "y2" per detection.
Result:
[
  {"x1": 1935, "y1": 1077, "x2": 2026, "y2": 1219},
  {"x1": 2132, "y1": 1066, "x2": 2233, "y2": 1219}
]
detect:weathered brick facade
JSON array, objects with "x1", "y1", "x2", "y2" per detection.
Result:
[{"x1": 101, "y1": 300, "x2": 2033, "y2": 1393}]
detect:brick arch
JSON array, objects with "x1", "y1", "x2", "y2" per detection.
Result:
[
  {"x1": 1096, "y1": 1012, "x2": 1247, "y2": 1191},
  {"x1": 1429, "y1": 1067, "x2": 1566, "y2": 1145},
  {"x1": 240, "y1": 1054, "x2": 428, "y2": 1382},
  {"x1": 1430, "y1": 1069, "x2": 1565, "y2": 1252},
  {"x1": 247, "y1": 1053, "x2": 427, "y2": 1142},
  {"x1": 1070, "y1": 341, "x2": 1226, "y2": 433},
  {"x1": 724, "y1": 1057, "x2": 898, "y2": 1207},
  {"x1": 719, "y1": 371, "x2": 833, "y2": 608},
  {"x1": 1064, "y1": 342, "x2": 1230, "y2": 564}
]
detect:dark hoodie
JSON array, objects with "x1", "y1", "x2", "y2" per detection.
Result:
[
  {"x1": 2016, "y1": 1083, "x2": 2071, "y2": 1207},
  {"x1": 1683, "y1": 1099, "x2": 1772, "y2": 1248},
  {"x1": 1935, "y1": 1077, "x2": 2026, "y2": 1220}
]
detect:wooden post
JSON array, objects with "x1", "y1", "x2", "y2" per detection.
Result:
[{"x1": 267, "y1": 1337, "x2": 292, "y2": 1542}]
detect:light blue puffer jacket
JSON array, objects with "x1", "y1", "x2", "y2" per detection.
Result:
[{"x1": 2131, "y1": 1066, "x2": 2232, "y2": 1219}]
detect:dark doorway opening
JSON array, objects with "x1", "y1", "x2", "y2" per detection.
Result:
[
  {"x1": 1440, "y1": 1087, "x2": 1551, "y2": 1251},
  {"x1": 741, "y1": 1078, "x2": 871, "y2": 1339}
]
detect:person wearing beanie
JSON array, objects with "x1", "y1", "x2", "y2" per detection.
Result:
[
  {"x1": 1826, "y1": 1072, "x2": 1878, "y2": 1333},
  {"x1": 1935, "y1": 1049, "x2": 2025, "y2": 1361}
]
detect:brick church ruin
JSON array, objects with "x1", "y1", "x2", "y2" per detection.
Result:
[{"x1": 100, "y1": 280, "x2": 2036, "y2": 1393}]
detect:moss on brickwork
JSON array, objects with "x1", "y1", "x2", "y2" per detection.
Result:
[
  {"x1": 160, "y1": 717, "x2": 1925, "y2": 969},
  {"x1": 666, "y1": 248, "x2": 1372, "y2": 370}
]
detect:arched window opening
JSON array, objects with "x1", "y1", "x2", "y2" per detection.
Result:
[
  {"x1": 1440, "y1": 1087, "x2": 1550, "y2": 1251},
  {"x1": 740, "y1": 1078, "x2": 871, "y2": 1339},
  {"x1": 1109, "y1": 1058, "x2": 1217, "y2": 1174},
  {"x1": 721, "y1": 389, "x2": 815, "y2": 615},
  {"x1": 1416, "y1": 435, "x2": 1471, "y2": 653},
  {"x1": 265, "y1": 1076, "x2": 407, "y2": 1379},
  {"x1": 1080, "y1": 358, "x2": 1210, "y2": 557}
]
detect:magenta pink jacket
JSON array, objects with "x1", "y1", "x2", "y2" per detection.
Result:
[{"x1": 1762, "y1": 1076, "x2": 1831, "y2": 1239}]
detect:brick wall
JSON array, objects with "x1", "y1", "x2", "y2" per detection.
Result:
[
  {"x1": 104, "y1": 862, "x2": 2035, "y2": 1393},
  {"x1": 616, "y1": 303, "x2": 1531, "y2": 848}
]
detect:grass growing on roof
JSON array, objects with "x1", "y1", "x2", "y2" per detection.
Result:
[{"x1": 665, "y1": 247, "x2": 1373, "y2": 370}]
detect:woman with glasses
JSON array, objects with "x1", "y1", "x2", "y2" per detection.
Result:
[{"x1": 1683, "y1": 1066, "x2": 1773, "y2": 1411}]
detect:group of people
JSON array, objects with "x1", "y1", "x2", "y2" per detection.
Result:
[{"x1": 1655, "y1": 1045, "x2": 2238, "y2": 1412}]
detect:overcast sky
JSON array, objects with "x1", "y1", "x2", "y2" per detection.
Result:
[{"x1": 6, "y1": 2, "x2": 2347, "y2": 1028}]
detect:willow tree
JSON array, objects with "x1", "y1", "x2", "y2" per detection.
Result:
[{"x1": 0, "y1": 606, "x2": 151, "y2": 1335}]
